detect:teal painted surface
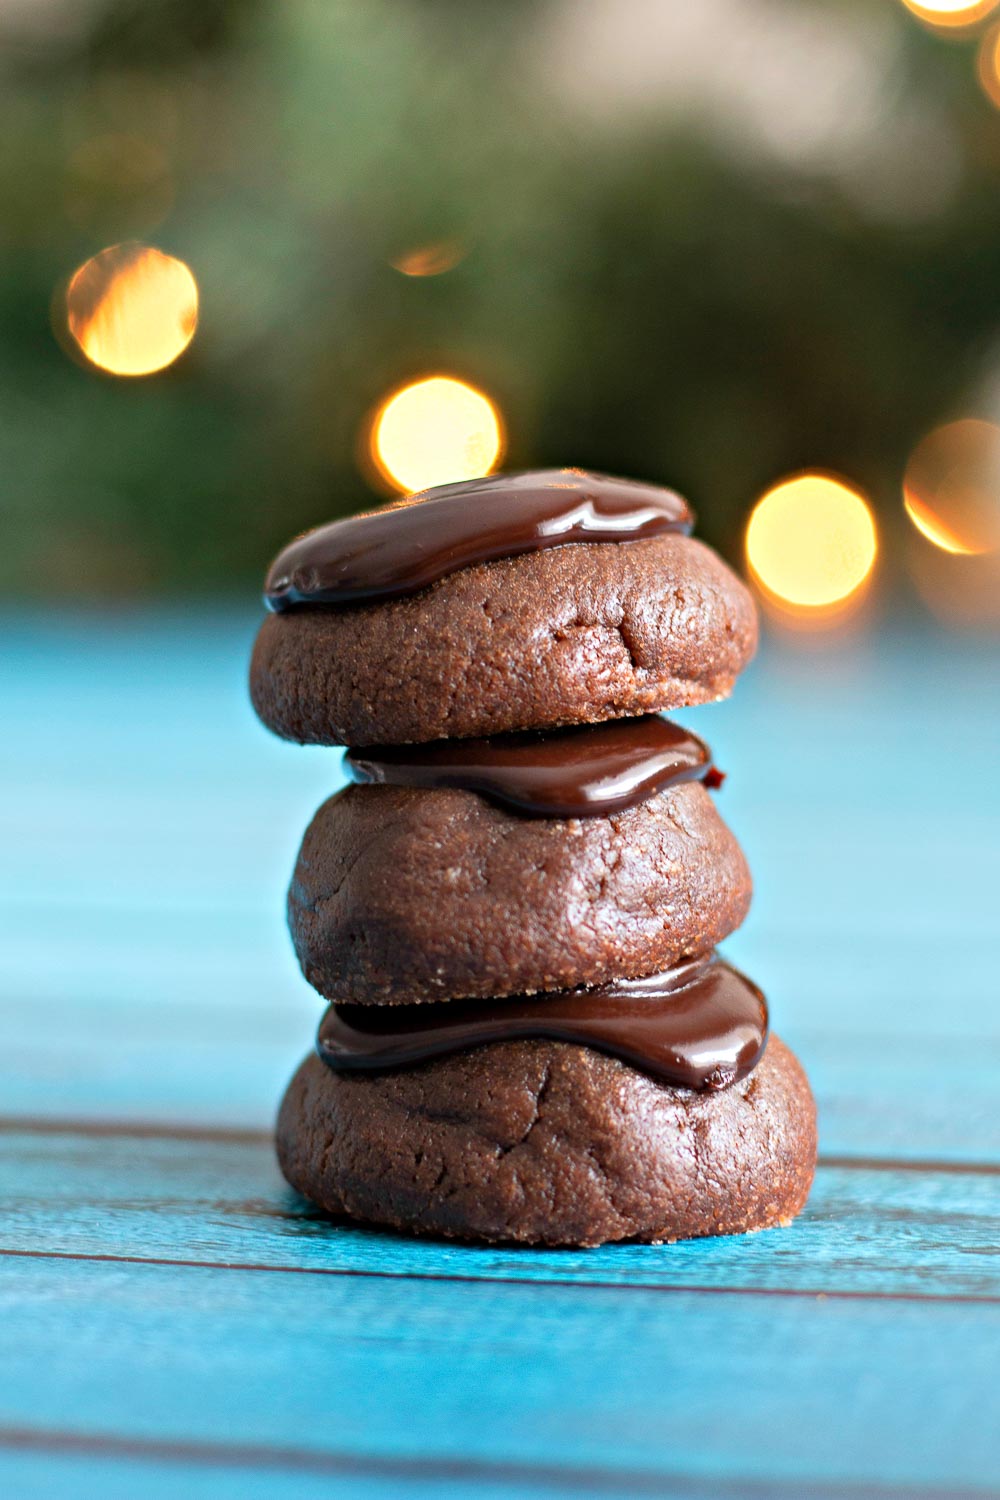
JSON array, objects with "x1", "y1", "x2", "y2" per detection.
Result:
[
  {"x1": 1, "y1": 1258, "x2": 998, "y2": 1492},
  {"x1": 1, "y1": 1129, "x2": 998, "y2": 1300},
  {"x1": 1, "y1": 611, "x2": 999, "y2": 1494},
  {"x1": 0, "y1": 1452, "x2": 636, "y2": 1500}
]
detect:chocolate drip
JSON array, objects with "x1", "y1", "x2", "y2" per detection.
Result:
[
  {"x1": 317, "y1": 955, "x2": 768, "y2": 1092},
  {"x1": 346, "y1": 715, "x2": 719, "y2": 819},
  {"x1": 265, "y1": 468, "x2": 693, "y2": 610}
]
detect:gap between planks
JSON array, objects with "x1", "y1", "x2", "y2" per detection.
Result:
[
  {"x1": 0, "y1": 1425, "x2": 993, "y2": 1500},
  {"x1": 1, "y1": 1246, "x2": 997, "y2": 1304},
  {"x1": 2, "y1": 1114, "x2": 999, "y2": 1177},
  {"x1": 4, "y1": 1114, "x2": 996, "y2": 1306}
]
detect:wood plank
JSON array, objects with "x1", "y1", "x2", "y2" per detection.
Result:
[
  {"x1": 2, "y1": 613, "x2": 998, "y2": 1498},
  {"x1": 1, "y1": 1129, "x2": 997, "y2": 1299},
  {"x1": 0, "y1": 1257, "x2": 997, "y2": 1493}
]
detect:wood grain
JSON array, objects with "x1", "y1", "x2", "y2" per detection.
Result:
[
  {"x1": 2, "y1": 611, "x2": 999, "y2": 1496},
  {"x1": 1, "y1": 1129, "x2": 998, "y2": 1300},
  {"x1": 1, "y1": 1257, "x2": 998, "y2": 1493}
]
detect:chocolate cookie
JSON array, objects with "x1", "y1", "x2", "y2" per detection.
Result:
[
  {"x1": 250, "y1": 534, "x2": 757, "y2": 746},
  {"x1": 276, "y1": 1035, "x2": 816, "y2": 1247},
  {"x1": 289, "y1": 780, "x2": 751, "y2": 1005}
]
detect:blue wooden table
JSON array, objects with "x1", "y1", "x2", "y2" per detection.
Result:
[{"x1": 2, "y1": 610, "x2": 998, "y2": 1499}]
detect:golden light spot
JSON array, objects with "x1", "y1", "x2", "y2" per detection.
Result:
[
  {"x1": 904, "y1": 496, "x2": 969, "y2": 553},
  {"x1": 899, "y1": 0, "x2": 1000, "y2": 28},
  {"x1": 368, "y1": 376, "x2": 504, "y2": 495},
  {"x1": 978, "y1": 23, "x2": 1000, "y2": 108},
  {"x1": 746, "y1": 473, "x2": 878, "y2": 617},
  {"x1": 909, "y1": 539, "x2": 1000, "y2": 626},
  {"x1": 390, "y1": 240, "x2": 466, "y2": 277},
  {"x1": 64, "y1": 242, "x2": 198, "y2": 377},
  {"x1": 903, "y1": 420, "x2": 1000, "y2": 555}
]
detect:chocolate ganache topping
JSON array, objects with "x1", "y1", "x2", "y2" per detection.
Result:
[
  {"x1": 265, "y1": 468, "x2": 693, "y2": 610},
  {"x1": 317, "y1": 954, "x2": 768, "y2": 1092},
  {"x1": 346, "y1": 714, "x2": 722, "y2": 819}
]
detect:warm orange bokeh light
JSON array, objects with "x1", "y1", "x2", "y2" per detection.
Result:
[
  {"x1": 65, "y1": 242, "x2": 198, "y2": 376},
  {"x1": 369, "y1": 376, "x2": 504, "y2": 495},
  {"x1": 903, "y1": 420, "x2": 1000, "y2": 555},
  {"x1": 746, "y1": 473, "x2": 878, "y2": 618},
  {"x1": 909, "y1": 540, "x2": 1000, "y2": 626},
  {"x1": 390, "y1": 240, "x2": 466, "y2": 277},
  {"x1": 978, "y1": 24, "x2": 1000, "y2": 107},
  {"x1": 899, "y1": 0, "x2": 1000, "y2": 28}
]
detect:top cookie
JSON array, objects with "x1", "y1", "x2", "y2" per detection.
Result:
[{"x1": 250, "y1": 469, "x2": 758, "y2": 745}]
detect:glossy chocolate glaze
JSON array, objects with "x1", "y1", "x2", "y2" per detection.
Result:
[
  {"x1": 316, "y1": 955, "x2": 768, "y2": 1092},
  {"x1": 346, "y1": 714, "x2": 721, "y2": 818},
  {"x1": 265, "y1": 468, "x2": 693, "y2": 610}
]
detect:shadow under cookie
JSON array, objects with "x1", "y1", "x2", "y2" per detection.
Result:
[
  {"x1": 289, "y1": 780, "x2": 751, "y2": 1005},
  {"x1": 276, "y1": 1036, "x2": 816, "y2": 1248}
]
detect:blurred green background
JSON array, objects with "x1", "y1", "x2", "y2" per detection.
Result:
[{"x1": 3, "y1": 0, "x2": 1000, "y2": 619}]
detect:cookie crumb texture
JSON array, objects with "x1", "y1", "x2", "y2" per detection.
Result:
[
  {"x1": 290, "y1": 781, "x2": 751, "y2": 1004},
  {"x1": 277, "y1": 1036, "x2": 816, "y2": 1247},
  {"x1": 250, "y1": 535, "x2": 758, "y2": 746}
]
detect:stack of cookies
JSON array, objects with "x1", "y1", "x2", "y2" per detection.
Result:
[{"x1": 250, "y1": 469, "x2": 816, "y2": 1247}]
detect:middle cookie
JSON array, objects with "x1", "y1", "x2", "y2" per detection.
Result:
[{"x1": 289, "y1": 773, "x2": 751, "y2": 1006}]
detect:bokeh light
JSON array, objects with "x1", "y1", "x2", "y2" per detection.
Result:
[
  {"x1": 64, "y1": 242, "x2": 198, "y2": 377},
  {"x1": 390, "y1": 240, "x2": 466, "y2": 277},
  {"x1": 899, "y1": 0, "x2": 1000, "y2": 29},
  {"x1": 903, "y1": 420, "x2": 1000, "y2": 555},
  {"x1": 909, "y1": 539, "x2": 1000, "y2": 626},
  {"x1": 978, "y1": 24, "x2": 1000, "y2": 109},
  {"x1": 746, "y1": 473, "x2": 878, "y2": 618},
  {"x1": 368, "y1": 376, "x2": 504, "y2": 494}
]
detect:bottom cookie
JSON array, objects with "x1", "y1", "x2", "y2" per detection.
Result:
[{"x1": 276, "y1": 1035, "x2": 816, "y2": 1247}]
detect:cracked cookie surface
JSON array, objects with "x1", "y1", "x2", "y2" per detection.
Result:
[
  {"x1": 276, "y1": 1035, "x2": 816, "y2": 1246},
  {"x1": 250, "y1": 534, "x2": 757, "y2": 746}
]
